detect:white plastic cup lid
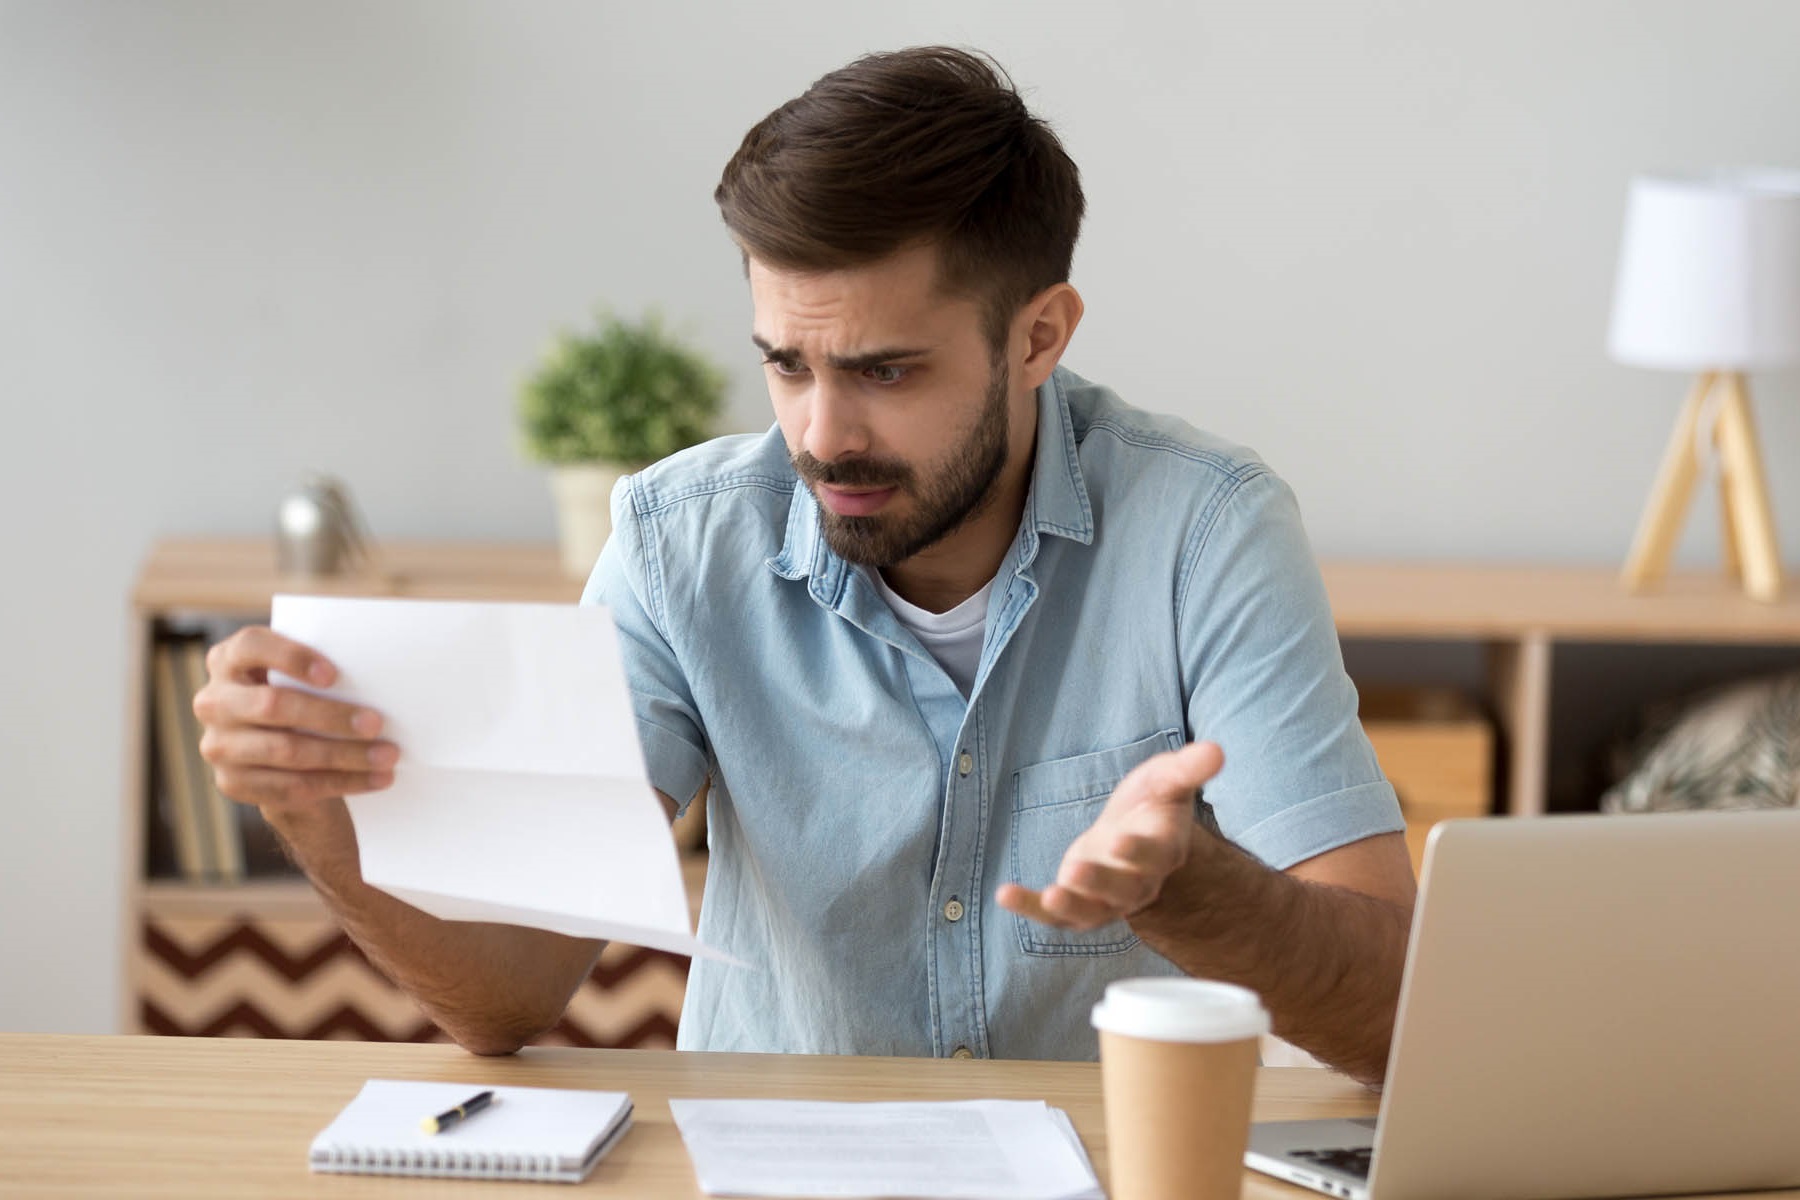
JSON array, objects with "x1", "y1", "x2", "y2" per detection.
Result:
[{"x1": 1091, "y1": 977, "x2": 1270, "y2": 1043}]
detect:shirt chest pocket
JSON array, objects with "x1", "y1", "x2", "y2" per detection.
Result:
[{"x1": 1009, "y1": 729, "x2": 1185, "y2": 957}]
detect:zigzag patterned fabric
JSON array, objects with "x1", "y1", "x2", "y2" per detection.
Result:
[{"x1": 139, "y1": 914, "x2": 689, "y2": 1048}]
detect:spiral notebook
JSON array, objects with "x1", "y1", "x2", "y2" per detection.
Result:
[{"x1": 309, "y1": 1079, "x2": 633, "y2": 1182}]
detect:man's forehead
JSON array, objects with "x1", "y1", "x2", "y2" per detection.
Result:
[
  {"x1": 747, "y1": 252, "x2": 981, "y2": 352},
  {"x1": 750, "y1": 252, "x2": 933, "y2": 304}
]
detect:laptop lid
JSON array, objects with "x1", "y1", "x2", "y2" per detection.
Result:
[{"x1": 1366, "y1": 809, "x2": 1800, "y2": 1200}]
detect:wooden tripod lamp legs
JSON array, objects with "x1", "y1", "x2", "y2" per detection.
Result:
[
  {"x1": 1716, "y1": 374, "x2": 1783, "y2": 600},
  {"x1": 1622, "y1": 373, "x2": 1709, "y2": 591},
  {"x1": 1621, "y1": 371, "x2": 1784, "y2": 602}
]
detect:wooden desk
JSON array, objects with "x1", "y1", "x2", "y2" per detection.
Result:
[
  {"x1": 0, "y1": 1034, "x2": 1373, "y2": 1197},
  {"x1": 5, "y1": 1036, "x2": 1794, "y2": 1200}
]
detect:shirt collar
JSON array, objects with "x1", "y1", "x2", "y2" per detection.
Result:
[
  {"x1": 1027, "y1": 366, "x2": 1096, "y2": 545},
  {"x1": 766, "y1": 365, "x2": 1095, "y2": 586}
]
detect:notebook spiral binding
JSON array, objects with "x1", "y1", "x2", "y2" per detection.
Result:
[{"x1": 313, "y1": 1142, "x2": 564, "y2": 1179}]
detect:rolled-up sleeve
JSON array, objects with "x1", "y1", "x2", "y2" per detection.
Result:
[
  {"x1": 581, "y1": 475, "x2": 712, "y2": 816},
  {"x1": 1176, "y1": 469, "x2": 1403, "y2": 869}
]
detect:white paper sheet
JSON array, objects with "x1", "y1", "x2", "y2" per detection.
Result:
[
  {"x1": 269, "y1": 594, "x2": 730, "y2": 962},
  {"x1": 668, "y1": 1098, "x2": 1103, "y2": 1199}
]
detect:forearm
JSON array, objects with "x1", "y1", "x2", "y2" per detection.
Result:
[
  {"x1": 1128, "y1": 831, "x2": 1411, "y2": 1086},
  {"x1": 261, "y1": 798, "x2": 603, "y2": 1054}
]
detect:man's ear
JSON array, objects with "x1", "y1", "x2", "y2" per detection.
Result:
[{"x1": 1015, "y1": 283, "x2": 1084, "y2": 390}]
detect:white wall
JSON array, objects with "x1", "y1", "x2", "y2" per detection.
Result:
[{"x1": 3, "y1": 0, "x2": 1798, "y2": 1032}]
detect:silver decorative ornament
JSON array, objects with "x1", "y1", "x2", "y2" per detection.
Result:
[{"x1": 275, "y1": 474, "x2": 370, "y2": 578}]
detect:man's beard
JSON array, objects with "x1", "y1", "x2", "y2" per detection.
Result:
[{"x1": 792, "y1": 361, "x2": 1012, "y2": 569}]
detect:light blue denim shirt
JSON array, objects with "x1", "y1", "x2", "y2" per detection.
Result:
[{"x1": 585, "y1": 366, "x2": 1402, "y2": 1061}]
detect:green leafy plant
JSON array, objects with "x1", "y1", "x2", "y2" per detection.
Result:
[{"x1": 518, "y1": 312, "x2": 725, "y2": 466}]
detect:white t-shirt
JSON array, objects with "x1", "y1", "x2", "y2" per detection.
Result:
[{"x1": 869, "y1": 568, "x2": 994, "y2": 699}]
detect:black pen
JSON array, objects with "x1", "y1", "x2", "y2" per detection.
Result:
[{"x1": 420, "y1": 1089, "x2": 495, "y2": 1135}]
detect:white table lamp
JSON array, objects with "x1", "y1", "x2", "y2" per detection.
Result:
[{"x1": 1609, "y1": 168, "x2": 1800, "y2": 602}]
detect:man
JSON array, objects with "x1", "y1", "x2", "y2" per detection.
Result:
[{"x1": 194, "y1": 47, "x2": 1415, "y2": 1085}]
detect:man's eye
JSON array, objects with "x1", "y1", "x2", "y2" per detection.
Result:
[
  {"x1": 865, "y1": 364, "x2": 907, "y2": 385},
  {"x1": 763, "y1": 357, "x2": 806, "y2": 377}
]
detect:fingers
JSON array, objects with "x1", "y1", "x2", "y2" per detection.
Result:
[
  {"x1": 1115, "y1": 740, "x2": 1223, "y2": 810},
  {"x1": 995, "y1": 883, "x2": 1054, "y2": 925},
  {"x1": 198, "y1": 720, "x2": 399, "y2": 811},
  {"x1": 207, "y1": 626, "x2": 338, "y2": 688},
  {"x1": 1034, "y1": 836, "x2": 1179, "y2": 928},
  {"x1": 1000, "y1": 742, "x2": 1224, "y2": 932},
  {"x1": 1039, "y1": 791, "x2": 1195, "y2": 919},
  {"x1": 1042, "y1": 883, "x2": 1127, "y2": 929},
  {"x1": 212, "y1": 764, "x2": 396, "y2": 809},
  {"x1": 997, "y1": 849, "x2": 1168, "y2": 931},
  {"x1": 192, "y1": 625, "x2": 393, "y2": 812},
  {"x1": 195, "y1": 678, "x2": 381, "y2": 740},
  {"x1": 994, "y1": 882, "x2": 1121, "y2": 932},
  {"x1": 1057, "y1": 848, "x2": 1171, "y2": 917},
  {"x1": 200, "y1": 725, "x2": 398, "y2": 775}
]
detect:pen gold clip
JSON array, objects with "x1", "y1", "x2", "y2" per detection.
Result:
[{"x1": 421, "y1": 1089, "x2": 495, "y2": 1135}]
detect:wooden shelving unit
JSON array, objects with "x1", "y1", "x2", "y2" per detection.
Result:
[
  {"x1": 1320, "y1": 561, "x2": 1800, "y2": 818},
  {"x1": 122, "y1": 539, "x2": 700, "y2": 1047},
  {"x1": 124, "y1": 540, "x2": 1800, "y2": 1040}
]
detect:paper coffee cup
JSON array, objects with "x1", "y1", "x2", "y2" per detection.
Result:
[{"x1": 1092, "y1": 978, "x2": 1269, "y2": 1200}]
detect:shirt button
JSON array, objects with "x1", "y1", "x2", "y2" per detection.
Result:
[
  {"x1": 943, "y1": 898, "x2": 964, "y2": 922},
  {"x1": 957, "y1": 751, "x2": 973, "y2": 777},
  {"x1": 951, "y1": 1046, "x2": 975, "y2": 1060}
]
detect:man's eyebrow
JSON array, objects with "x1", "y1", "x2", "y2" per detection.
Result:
[{"x1": 751, "y1": 334, "x2": 933, "y2": 372}]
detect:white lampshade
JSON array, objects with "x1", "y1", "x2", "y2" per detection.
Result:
[{"x1": 1607, "y1": 169, "x2": 1800, "y2": 371}]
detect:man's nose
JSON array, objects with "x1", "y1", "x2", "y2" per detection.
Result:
[{"x1": 802, "y1": 375, "x2": 871, "y2": 464}]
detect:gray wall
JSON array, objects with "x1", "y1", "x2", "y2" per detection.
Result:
[{"x1": 3, "y1": 0, "x2": 1798, "y2": 1032}]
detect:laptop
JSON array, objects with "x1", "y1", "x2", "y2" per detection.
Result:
[{"x1": 1246, "y1": 809, "x2": 1800, "y2": 1200}]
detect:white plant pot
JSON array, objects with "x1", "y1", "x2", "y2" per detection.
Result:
[{"x1": 548, "y1": 463, "x2": 631, "y2": 580}]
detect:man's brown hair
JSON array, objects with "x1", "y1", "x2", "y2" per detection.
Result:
[{"x1": 715, "y1": 46, "x2": 1085, "y2": 351}]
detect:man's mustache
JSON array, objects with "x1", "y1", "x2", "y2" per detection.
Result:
[{"x1": 791, "y1": 452, "x2": 913, "y2": 490}]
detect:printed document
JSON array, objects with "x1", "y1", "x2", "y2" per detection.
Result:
[
  {"x1": 669, "y1": 1098, "x2": 1103, "y2": 1199},
  {"x1": 270, "y1": 594, "x2": 727, "y2": 962}
]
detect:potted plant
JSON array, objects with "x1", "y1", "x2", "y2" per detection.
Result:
[{"x1": 519, "y1": 311, "x2": 725, "y2": 577}]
